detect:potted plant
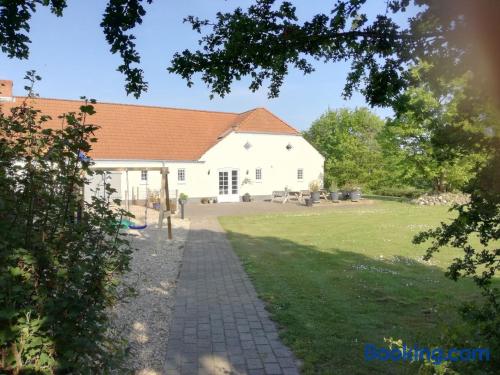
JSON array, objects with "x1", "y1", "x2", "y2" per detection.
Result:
[
  {"x1": 242, "y1": 192, "x2": 251, "y2": 202},
  {"x1": 328, "y1": 181, "x2": 339, "y2": 202},
  {"x1": 350, "y1": 185, "x2": 362, "y2": 202},
  {"x1": 179, "y1": 193, "x2": 188, "y2": 205},
  {"x1": 341, "y1": 182, "x2": 361, "y2": 202},
  {"x1": 309, "y1": 180, "x2": 321, "y2": 203}
]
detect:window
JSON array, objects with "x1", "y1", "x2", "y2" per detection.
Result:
[
  {"x1": 255, "y1": 168, "x2": 262, "y2": 181},
  {"x1": 297, "y1": 168, "x2": 304, "y2": 180},
  {"x1": 141, "y1": 170, "x2": 147, "y2": 181},
  {"x1": 219, "y1": 171, "x2": 228, "y2": 194},
  {"x1": 178, "y1": 168, "x2": 186, "y2": 182},
  {"x1": 231, "y1": 170, "x2": 238, "y2": 194}
]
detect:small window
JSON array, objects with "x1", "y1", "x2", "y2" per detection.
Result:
[
  {"x1": 141, "y1": 170, "x2": 148, "y2": 181},
  {"x1": 255, "y1": 168, "x2": 262, "y2": 181},
  {"x1": 178, "y1": 168, "x2": 186, "y2": 182},
  {"x1": 297, "y1": 168, "x2": 303, "y2": 180}
]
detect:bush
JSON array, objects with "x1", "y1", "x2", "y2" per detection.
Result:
[
  {"x1": 371, "y1": 186, "x2": 426, "y2": 199},
  {"x1": 309, "y1": 180, "x2": 321, "y2": 192},
  {"x1": 328, "y1": 180, "x2": 338, "y2": 192},
  {"x1": 340, "y1": 181, "x2": 362, "y2": 192},
  {"x1": 0, "y1": 74, "x2": 132, "y2": 373}
]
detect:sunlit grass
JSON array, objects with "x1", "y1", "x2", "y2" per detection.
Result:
[{"x1": 220, "y1": 201, "x2": 494, "y2": 374}]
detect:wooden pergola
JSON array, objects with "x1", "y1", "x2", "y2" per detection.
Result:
[{"x1": 90, "y1": 166, "x2": 173, "y2": 239}]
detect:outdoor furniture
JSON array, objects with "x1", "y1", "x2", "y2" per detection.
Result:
[
  {"x1": 287, "y1": 191, "x2": 301, "y2": 201},
  {"x1": 319, "y1": 189, "x2": 329, "y2": 200},
  {"x1": 271, "y1": 190, "x2": 288, "y2": 203},
  {"x1": 299, "y1": 190, "x2": 311, "y2": 204}
]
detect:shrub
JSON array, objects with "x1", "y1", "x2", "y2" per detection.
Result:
[
  {"x1": 179, "y1": 192, "x2": 188, "y2": 201},
  {"x1": 372, "y1": 186, "x2": 426, "y2": 199},
  {"x1": 0, "y1": 74, "x2": 132, "y2": 373},
  {"x1": 328, "y1": 180, "x2": 338, "y2": 192},
  {"x1": 341, "y1": 181, "x2": 362, "y2": 192},
  {"x1": 308, "y1": 180, "x2": 321, "y2": 192}
]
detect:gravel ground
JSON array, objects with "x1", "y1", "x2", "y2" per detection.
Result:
[{"x1": 110, "y1": 215, "x2": 190, "y2": 375}]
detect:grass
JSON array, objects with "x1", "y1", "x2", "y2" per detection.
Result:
[{"x1": 219, "y1": 201, "x2": 494, "y2": 375}]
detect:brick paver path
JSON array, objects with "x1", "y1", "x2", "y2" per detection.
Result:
[{"x1": 164, "y1": 217, "x2": 300, "y2": 375}]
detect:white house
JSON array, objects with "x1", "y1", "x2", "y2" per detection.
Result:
[{"x1": 0, "y1": 80, "x2": 324, "y2": 203}]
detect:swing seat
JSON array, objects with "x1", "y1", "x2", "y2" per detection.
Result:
[{"x1": 128, "y1": 224, "x2": 147, "y2": 230}]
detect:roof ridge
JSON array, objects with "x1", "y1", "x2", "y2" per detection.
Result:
[
  {"x1": 231, "y1": 108, "x2": 256, "y2": 128},
  {"x1": 232, "y1": 107, "x2": 299, "y2": 134},
  {"x1": 256, "y1": 107, "x2": 299, "y2": 134},
  {"x1": 15, "y1": 96, "x2": 240, "y2": 116}
]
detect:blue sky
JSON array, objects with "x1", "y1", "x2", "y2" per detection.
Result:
[{"x1": 0, "y1": 1, "x2": 411, "y2": 130}]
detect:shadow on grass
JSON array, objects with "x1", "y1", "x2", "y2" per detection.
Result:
[{"x1": 221, "y1": 229, "x2": 479, "y2": 375}]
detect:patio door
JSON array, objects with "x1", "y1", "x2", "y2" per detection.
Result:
[{"x1": 218, "y1": 169, "x2": 239, "y2": 202}]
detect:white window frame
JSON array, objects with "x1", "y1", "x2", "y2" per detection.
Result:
[
  {"x1": 178, "y1": 168, "x2": 186, "y2": 183},
  {"x1": 255, "y1": 168, "x2": 262, "y2": 182},
  {"x1": 297, "y1": 168, "x2": 304, "y2": 181},
  {"x1": 141, "y1": 170, "x2": 148, "y2": 181}
]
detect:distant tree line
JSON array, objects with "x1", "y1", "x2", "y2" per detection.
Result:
[{"x1": 305, "y1": 65, "x2": 491, "y2": 198}]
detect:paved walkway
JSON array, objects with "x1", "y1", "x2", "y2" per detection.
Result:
[{"x1": 164, "y1": 217, "x2": 300, "y2": 375}]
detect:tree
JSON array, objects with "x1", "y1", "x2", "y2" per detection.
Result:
[
  {"x1": 0, "y1": 0, "x2": 152, "y2": 98},
  {"x1": 169, "y1": 0, "x2": 492, "y2": 104},
  {"x1": 304, "y1": 108, "x2": 385, "y2": 190},
  {"x1": 2, "y1": 1, "x2": 499, "y2": 106},
  {"x1": 0, "y1": 73, "x2": 132, "y2": 373},
  {"x1": 379, "y1": 66, "x2": 489, "y2": 192}
]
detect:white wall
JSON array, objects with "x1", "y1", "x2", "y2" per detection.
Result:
[
  {"x1": 84, "y1": 160, "x2": 203, "y2": 202},
  {"x1": 86, "y1": 132, "x2": 324, "y2": 202},
  {"x1": 201, "y1": 132, "x2": 324, "y2": 197}
]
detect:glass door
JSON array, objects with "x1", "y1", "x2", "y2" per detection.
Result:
[{"x1": 218, "y1": 169, "x2": 239, "y2": 202}]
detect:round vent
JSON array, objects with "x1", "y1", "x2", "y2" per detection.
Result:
[
  {"x1": 244, "y1": 141, "x2": 252, "y2": 150},
  {"x1": 286, "y1": 143, "x2": 293, "y2": 150}
]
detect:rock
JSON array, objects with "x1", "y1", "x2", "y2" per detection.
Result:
[{"x1": 411, "y1": 192, "x2": 470, "y2": 206}]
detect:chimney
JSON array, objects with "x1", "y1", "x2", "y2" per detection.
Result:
[{"x1": 0, "y1": 80, "x2": 14, "y2": 102}]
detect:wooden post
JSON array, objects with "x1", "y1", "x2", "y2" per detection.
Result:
[{"x1": 158, "y1": 168, "x2": 172, "y2": 239}]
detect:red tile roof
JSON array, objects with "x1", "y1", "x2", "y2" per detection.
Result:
[{"x1": 1, "y1": 97, "x2": 298, "y2": 160}]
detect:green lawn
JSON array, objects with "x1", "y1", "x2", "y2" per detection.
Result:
[{"x1": 219, "y1": 201, "x2": 491, "y2": 375}]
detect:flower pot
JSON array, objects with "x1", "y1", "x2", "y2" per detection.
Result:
[
  {"x1": 242, "y1": 194, "x2": 251, "y2": 202},
  {"x1": 179, "y1": 199, "x2": 187, "y2": 205},
  {"x1": 305, "y1": 198, "x2": 313, "y2": 207},
  {"x1": 330, "y1": 191, "x2": 339, "y2": 202},
  {"x1": 350, "y1": 190, "x2": 361, "y2": 202},
  {"x1": 311, "y1": 191, "x2": 320, "y2": 203}
]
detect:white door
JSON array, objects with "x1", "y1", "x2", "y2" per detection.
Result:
[{"x1": 218, "y1": 169, "x2": 239, "y2": 202}]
